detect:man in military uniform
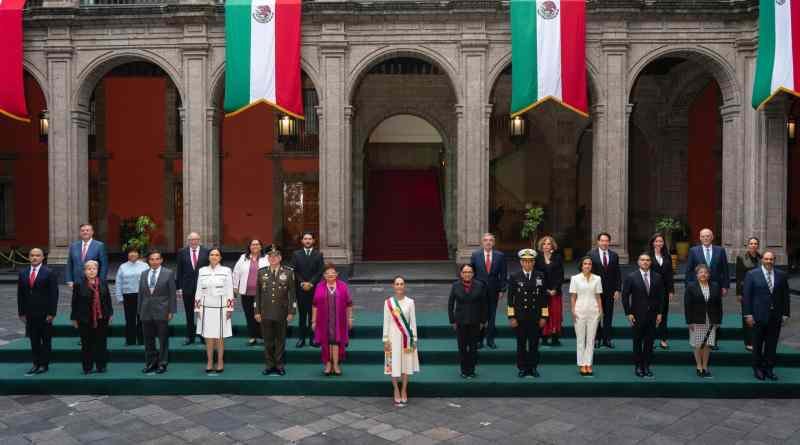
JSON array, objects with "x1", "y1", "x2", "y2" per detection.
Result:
[
  {"x1": 507, "y1": 248, "x2": 549, "y2": 378},
  {"x1": 255, "y1": 245, "x2": 296, "y2": 376}
]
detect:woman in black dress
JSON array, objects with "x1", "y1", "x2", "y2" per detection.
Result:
[
  {"x1": 448, "y1": 264, "x2": 488, "y2": 378},
  {"x1": 536, "y1": 236, "x2": 565, "y2": 346},
  {"x1": 70, "y1": 260, "x2": 113, "y2": 374},
  {"x1": 648, "y1": 233, "x2": 674, "y2": 349}
]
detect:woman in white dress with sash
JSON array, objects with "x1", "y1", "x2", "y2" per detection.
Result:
[
  {"x1": 382, "y1": 276, "x2": 419, "y2": 407},
  {"x1": 194, "y1": 248, "x2": 234, "y2": 373}
]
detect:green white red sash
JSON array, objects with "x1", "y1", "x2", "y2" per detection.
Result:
[{"x1": 387, "y1": 297, "x2": 414, "y2": 351}]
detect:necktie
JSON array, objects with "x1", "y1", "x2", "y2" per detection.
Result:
[
  {"x1": 306, "y1": 249, "x2": 311, "y2": 256},
  {"x1": 29, "y1": 267, "x2": 37, "y2": 287},
  {"x1": 644, "y1": 272, "x2": 650, "y2": 293},
  {"x1": 602, "y1": 251, "x2": 608, "y2": 268},
  {"x1": 485, "y1": 252, "x2": 492, "y2": 273},
  {"x1": 191, "y1": 249, "x2": 198, "y2": 270},
  {"x1": 704, "y1": 247, "x2": 711, "y2": 265},
  {"x1": 767, "y1": 272, "x2": 773, "y2": 293},
  {"x1": 81, "y1": 242, "x2": 88, "y2": 262},
  {"x1": 150, "y1": 270, "x2": 157, "y2": 288}
]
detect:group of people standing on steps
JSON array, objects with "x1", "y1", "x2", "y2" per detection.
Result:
[{"x1": 446, "y1": 228, "x2": 790, "y2": 381}]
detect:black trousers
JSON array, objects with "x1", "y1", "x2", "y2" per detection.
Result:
[
  {"x1": 297, "y1": 289, "x2": 313, "y2": 340},
  {"x1": 514, "y1": 319, "x2": 541, "y2": 371},
  {"x1": 655, "y1": 297, "x2": 669, "y2": 342},
  {"x1": 240, "y1": 295, "x2": 261, "y2": 339},
  {"x1": 142, "y1": 319, "x2": 170, "y2": 367},
  {"x1": 596, "y1": 293, "x2": 615, "y2": 343},
  {"x1": 631, "y1": 317, "x2": 656, "y2": 369},
  {"x1": 78, "y1": 319, "x2": 109, "y2": 372},
  {"x1": 752, "y1": 315, "x2": 782, "y2": 370},
  {"x1": 740, "y1": 300, "x2": 753, "y2": 347},
  {"x1": 182, "y1": 293, "x2": 198, "y2": 340},
  {"x1": 262, "y1": 319, "x2": 287, "y2": 369},
  {"x1": 482, "y1": 292, "x2": 500, "y2": 343},
  {"x1": 456, "y1": 323, "x2": 480, "y2": 375},
  {"x1": 27, "y1": 316, "x2": 53, "y2": 367},
  {"x1": 122, "y1": 293, "x2": 143, "y2": 345}
]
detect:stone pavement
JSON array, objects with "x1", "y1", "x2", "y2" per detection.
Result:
[{"x1": 1, "y1": 282, "x2": 800, "y2": 444}]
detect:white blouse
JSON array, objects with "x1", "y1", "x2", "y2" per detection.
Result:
[{"x1": 568, "y1": 273, "x2": 603, "y2": 313}]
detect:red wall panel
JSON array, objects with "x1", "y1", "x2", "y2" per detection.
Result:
[{"x1": 687, "y1": 81, "x2": 721, "y2": 239}]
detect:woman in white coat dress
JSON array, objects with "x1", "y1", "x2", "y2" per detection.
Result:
[
  {"x1": 195, "y1": 248, "x2": 234, "y2": 373},
  {"x1": 383, "y1": 276, "x2": 420, "y2": 407}
]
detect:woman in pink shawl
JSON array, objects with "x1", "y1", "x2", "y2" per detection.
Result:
[{"x1": 311, "y1": 263, "x2": 353, "y2": 376}]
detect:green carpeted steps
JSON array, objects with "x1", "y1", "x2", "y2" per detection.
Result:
[{"x1": 2, "y1": 310, "x2": 799, "y2": 397}]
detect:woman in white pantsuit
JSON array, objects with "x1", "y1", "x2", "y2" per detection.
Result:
[
  {"x1": 195, "y1": 248, "x2": 234, "y2": 373},
  {"x1": 382, "y1": 276, "x2": 419, "y2": 407},
  {"x1": 569, "y1": 256, "x2": 603, "y2": 376}
]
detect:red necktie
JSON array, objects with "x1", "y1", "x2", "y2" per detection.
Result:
[
  {"x1": 81, "y1": 242, "x2": 88, "y2": 262},
  {"x1": 603, "y1": 251, "x2": 608, "y2": 268},
  {"x1": 29, "y1": 268, "x2": 37, "y2": 287},
  {"x1": 192, "y1": 249, "x2": 198, "y2": 270},
  {"x1": 485, "y1": 252, "x2": 492, "y2": 273}
]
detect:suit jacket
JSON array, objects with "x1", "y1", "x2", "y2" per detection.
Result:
[
  {"x1": 448, "y1": 280, "x2": 489, "y2": 325},
  {"x1": 742, "y1": 267, "x2": 791, "y2": 324},
  {"x1": 138, "y1": 267, "x2": 177, "y2": 321},
  {"x1": 65, "y1": 239, "x2": 108, "y2": 284},
  {"x1": 176, "y1": 246, "x2": 210, "y2": 297},
  {"x1": 648, "y1": 249, "x2": 675, "y2": 294},
  {"x1": 507, "y1": 270, "x2": 549, "y2": 321},
  {"x1": 621, "y1": 270, "x2": 666, "y2": 321},
  {"x1": 683, "y1": 281, "x2": 723, "y2": 325},
  {"x1": 685, "y1": 245, "x2": 730, "y2": 290},
  {"x1": 587, "y1": 248, "x2": 622, "y2": 296},
  {"x1": 70, "y1": 279, "x2": 113, "y2": 323},
  {"x1": 18, "y1": 265, "x2": 59, "y2": 319},
  {"x1": 534, "y1": 252, "x2": 564, "y2": 295},
  {"x1": 470, "y1": 249, "x2": 508, "y2": 295},
  {"x1": 291, "y1": 248, "x2": 324, "y2": 297}
]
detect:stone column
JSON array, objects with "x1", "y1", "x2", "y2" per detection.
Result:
[
  {"x1": 318, "y1": 34, "x2": 351, "y2": 264},
  {"x1": 47, "y1": 34, "x2": 82, "y2": 265},
  {"x1": 455, "y1": 38, "x2": 488, "y2": 263},
  {"x1": 594, "y1": 38, "x2": 630, "y2": 263},
  {"x1": 181, "y1": 46, "x2": 218, "y2": 246}
]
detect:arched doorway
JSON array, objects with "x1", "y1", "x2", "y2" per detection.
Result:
[
  {"x1": 627, "y1": 56, "x2": 723, "y2": 255},
  {"x1": 212, "y1": 71, "x2": 320, "y2": 252},
  {"x1": 0, "y1": 71, "x2": 49, "y2": 249},
  {"x1": 350, "y1": 56, "x2": 457, "y2": 261},
  {"x1": 84, "y1": 61, "x2": 183, "y2": 253},
  {"x1": 488, "y1": 64, "x2": 594, "y2": 256},
  {"x1": 788, "y1": 98, "x2": 800, "y2": 269}
]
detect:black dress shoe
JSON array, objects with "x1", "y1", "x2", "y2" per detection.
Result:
[
  {"x1": 26, "y1": 366, "x2": 39, "y2": 376},
  {"x1": 645, "y1": 368, "x2": 654, "y2": 378},
  {"x1": 754, "y1": 368, "x2": 766, "y2": 381},
  {"x1": 262, "y1": 368, "x2": 273, "y2": 375},
  {"x1": 467, "y1": 372, "x2": 476, "y2": 379},
  {"x1": 183, "y1": 338, "x2": 194, "y2": 346},
  {"x1": 487, "y1": 341, "x2": 497, "y2": 350},
  {"x1": 310, "y1": 340, "x2": 320, "y2": 348},
  {"x1": 702, "y1": 369, "x2": 712, "y2": 378},
  {"x1": 96, "y1": 367, "x2": 107, "y2": 374},
  {"x1": 247, "y1": 338, "x2": 257, "y2": 346},
  {"x1": 214, "y1": 368, "x2": 223, "y2": 374},
  {"x1": 635, "y1": 367, "x2": 644, "y2": 377},
  {"x1": 551, "y1": 338, "x2": 562, "y2": 347},
  {"x1": 696, "y1": 369, "x2": 703, "y2": 377},
  {"x1": 530, "y1": 369, "x2": 540, "y2": 378},
  {"x1": 765, "y1": 369, "x2": 778, "y2": 381},
  {"x1": 518, "y1": 370, "x2": 527, "y2": 378},
  {"x1": 83, "y1": 369, "x2": 92, "y2": 375},
  {"x1": 460, "y1": 373, "x2": 468, "y2": 378},
  {"x1": 296, "y1": 338, "x2": 306, "y2": 348},
  {"x1": 603, "y1": 341, "x2": 615, "y2": 349},
  {"x1": 276, "y1": 368, "x2": 286, "y2": 376},
  {"x1": 35, "y1": 366, "x2": 48, "y2": 375},
  {"x1": 156, "y1": 365, "x2": 167, "y2": 374},
  {"x1": 142, "y1": 365, "x2": 157, "y2": 374}
]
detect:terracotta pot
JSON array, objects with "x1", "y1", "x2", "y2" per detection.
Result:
[
  {"x1": 563, "y1": 247, "x2": 573, "y2": 262},
  {"x1": 676, "y1": 242, "x2": 690, "y2": 261}
]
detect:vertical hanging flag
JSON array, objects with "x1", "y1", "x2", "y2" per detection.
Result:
[
  {"x1": 0, "y1": 0, "x2": 30, "y2": 123},
  {"x1": 752, "y1": 0, "x2": 800, "y2": 109},
  {"x1": 511, "y1": 0, "x2": 587, "y2": 117},
  {"x1": 224, "y1": 0, "x2": 304, "y2": 119}
]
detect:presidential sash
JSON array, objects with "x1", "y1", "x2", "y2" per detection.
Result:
[{"x1": 387, "y1": 297, "x2": 415, "y2": 352}]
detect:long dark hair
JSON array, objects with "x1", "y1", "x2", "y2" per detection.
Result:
[
  {"x1": 648, "y1": 232, "x2": 671, "y2": 257},
  {"x1": 244, "y1": 239, "x2": 265, "y2": 260}
]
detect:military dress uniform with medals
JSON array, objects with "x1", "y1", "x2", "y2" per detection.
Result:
[
  {"x1": 256, "y1": 246, "x2": 296, "y2": 375},
  {"x1": 507, "y1": 249, "x2": 550, "y2": 377}
]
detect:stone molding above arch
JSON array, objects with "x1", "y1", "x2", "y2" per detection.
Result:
[
  {"x1": 346, "y1": 45, "x2": 461, "y2": 105},
  {"x1": 72, "y1": 49, "x2": 185, "y2": 109}
]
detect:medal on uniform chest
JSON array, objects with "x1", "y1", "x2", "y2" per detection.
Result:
[{"x1": 279, "y1": 273, "x2": 287, "y2": 281}]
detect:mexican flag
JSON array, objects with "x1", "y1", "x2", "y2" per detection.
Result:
[
  {"x1": 752, "y1": 0, "x2": 800, "y2": 109},
  {"x1": 224, "y1": 0, "x2": 304, "y2": 119},
  {"x1": 511, "y1": 0, "x2": 587, "y2": 117},
  {"x1": 0, "y1": 0, "x2": 29, "y2": 123}
]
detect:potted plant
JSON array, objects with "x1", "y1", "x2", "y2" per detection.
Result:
[
  {"x1": 520, "y1": 206, "x2": 544, "y2": 249},
  {"x1": 655, "y1": 216, "x2": 682, "y2": 272},
  {"x1": 120, "y1": 216, "x2": 157, "y2": 253}
]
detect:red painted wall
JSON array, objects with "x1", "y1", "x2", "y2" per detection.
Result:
[
  {"x1": 790, "y1": 139, "x2": 800, "y2": 224},
  {"x1": 0, "y1": 74, "x2": 49, "y2": 248},
  {"x1": 687, "y1": 81, "x2": 721, "y2": 239},
  {"x1": 103, "y1": 77, "x2": 167, "y2": 249},
  {"x1": 221, "y1": 103, "x2": 275, "y2": 246}
]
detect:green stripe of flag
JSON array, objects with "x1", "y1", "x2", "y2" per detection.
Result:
[
  {"x1": 511, "y1": 0, "x2": 538, "y2": 115},
  {"x1": 224, "y1": 0, "x2": 253, "y2": 113},
  {"x1": 753, "y1": 0, "x2": 776, "y2": 109}
]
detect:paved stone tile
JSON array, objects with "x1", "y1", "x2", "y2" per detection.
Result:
[
  {"x1": 398, "y1": 433, "x2": 439, "y2": 445},
  {"x1": 376, "y1": 427, "x2": 414, "y2": 442},
  {"x1": 422, "y1": 426, "x2": 461, "y2": 441},
  {"x1": 274, "y1": 425, "x2": 316, "y2": 442},
  {"x1": 304, "y1": 418, "x2": 340, "y2": 433},
  {"x1": 226, "y1": 424, "x2": 266, "y2": 441}
]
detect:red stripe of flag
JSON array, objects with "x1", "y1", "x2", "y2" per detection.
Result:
[
  {"x1": 0, "y1": 0, "x2": 30, "y2": 122},
  {"x1": 791, "y1": 0, "x2": 800, "y2": 92},
  {"x1": 274, "y1": 0, "x2": 303, "y2": 119},
  {"x1": 559, "y1": 0, "x2": 587, "y2": 114}
]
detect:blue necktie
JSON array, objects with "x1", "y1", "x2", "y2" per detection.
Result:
[
  {"x1": 704, "y1": 247, "x2": 711, "y2": 265},
  {"x1": 149, "y1": 270, "x2": 157, "y2": 288}
]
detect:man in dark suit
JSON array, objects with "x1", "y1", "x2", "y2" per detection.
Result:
[
  {"x1": 138, "y1": 250, "x2": 177, "y2": 374},
  {"x1": 743, "y1": 251, "x2": 790, "y2": 381},
  {"x1": 621, "y1": 253, "x2": 665, "y2": 378},
  {"x1": 291, "y1": 231, "x2": 324, "y2": 348},
  {"x1": 176, "y1": 232, "x2": 210, "y2": 344},
  {"x1": 470, "y1": 232, "x2": 507, "y2": 349},
  {"x1": 17, "y1": 248, "x2": 59, "y2": 375},
  {"x1": 65, "y1": 223, "x2": 108, "y2": 287},
  {"x1": 507, "y1": 249, "x2": 549, "y2": 378},
  {"x1": 684, "y1": 228, "x2": 730, "y2": 296},
  {"x1": 587, "y1": 232, "x2": 622, "y2": 348}
]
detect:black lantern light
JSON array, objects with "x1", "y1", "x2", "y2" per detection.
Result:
[
  {"x1": 788, "y1": 118, "x2": 796, "y2": 142},
  {"x1": 510, "y1": 115, "x2": 527, "y2": 146},
  {"x1": 38, "y1": 110, "x2": 49, "y2": 143},
  {"x1": 276, "y1": 114, "x2": 298, "y2": 145}
]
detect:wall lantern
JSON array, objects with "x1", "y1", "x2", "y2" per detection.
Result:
[
  {"x1": 39, "y1": 110, "x2": 49, "y2": 143},
  {"x1": 510, "y1": 115, "x2": 527, "y2": 146}
]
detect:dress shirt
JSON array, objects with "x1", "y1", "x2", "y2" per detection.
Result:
[
  {"x1": 655, "y1": 254, "x2": 663, "y2": 266},
  {"x1": 761, "y1": 266, "x2": 774, "y2": 292},
  {"x1": 114, "y1": 260, "x2": 149, "y2": 302},
  {"x1": 148, "y1": 267, "x2": 162, "y2": 290},
  {"x1": 640, "y1": 270, "x2": 650, "y2": 291},
  {"x1": 703, "y1": 245, "x2": 713, "y2": 263}
]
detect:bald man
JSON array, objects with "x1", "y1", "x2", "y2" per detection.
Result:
[
  {"x1": 685, "y1": 228, "x2": 730, "y2": 297},
  {"x1": 176, "y1": 232, "x2": 210, "y2": 345},
  {"x1": 18, "y1": 248, "x2": 60, "y2": 375}
]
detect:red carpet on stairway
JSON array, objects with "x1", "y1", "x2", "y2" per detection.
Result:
[{"x1": 363, "y1": 169, "x2": 449, "y2": 260}]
